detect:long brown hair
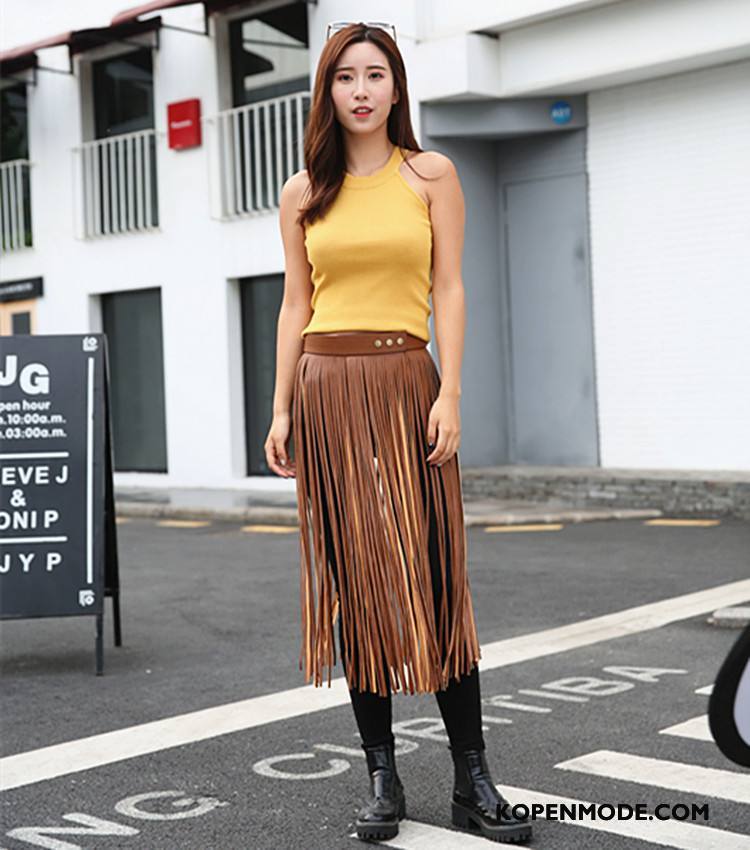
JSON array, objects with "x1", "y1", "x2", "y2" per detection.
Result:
[{"x1": 297, "y1": 23, "x2": 428, "y2": 229}]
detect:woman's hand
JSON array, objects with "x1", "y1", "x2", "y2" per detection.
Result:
[
  {"x1": 265, "y1": 412, "x2": 296, "y2": 477},
  {"x1": 425, "y1": 393, "x2": 461, "y2": 467}
]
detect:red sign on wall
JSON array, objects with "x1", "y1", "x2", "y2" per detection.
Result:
[{"x1": 167, "y1": 99, "x2": 201, "y2": 149}]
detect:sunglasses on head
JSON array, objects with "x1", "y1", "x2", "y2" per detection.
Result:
[{"x1": 325, "y1": 21, "x2": 397, "y2": 43}]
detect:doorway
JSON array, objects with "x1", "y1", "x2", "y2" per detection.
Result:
[
  {"x1": 0, "y1": 298, "x2": 35, "y2": 335},
  {"x1": 497, "y1": 130, "x2": 599, "y2": 465},
  {"x1": 101, "y1": 287, "x2": 168, "y2": 472}
]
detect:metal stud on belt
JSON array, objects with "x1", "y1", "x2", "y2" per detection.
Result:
[{"x1": 373, "y1": 336, "x2": 406, "y2": 348}]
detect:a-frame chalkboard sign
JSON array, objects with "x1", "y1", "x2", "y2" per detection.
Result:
[{"x1": 0, "y1": 334, "x2": 121, "y2": 674}]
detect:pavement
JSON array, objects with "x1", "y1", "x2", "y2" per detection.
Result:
[
  {"x1": 3, "y1": 514, "x2": 750, "y2": 848},
  {"x1": 115, "y1": 485, "x2": 664, "y2": 526}
]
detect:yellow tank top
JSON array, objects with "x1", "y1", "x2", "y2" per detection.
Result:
[{"x1": 301, "y1": 145, "x2": 433, "y2": 342}]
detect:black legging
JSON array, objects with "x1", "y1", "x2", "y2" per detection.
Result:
[{"x1": 318, "y1": 457, "x2": 486, "y2": 754}]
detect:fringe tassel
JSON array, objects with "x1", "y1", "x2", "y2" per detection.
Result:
[{"x1": 292, "y1": 347, "x2": 481, "y2": 696}]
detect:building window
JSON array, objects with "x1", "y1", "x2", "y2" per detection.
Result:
[
  {"x1": 229, "y1": 2, "x2": 310, "y2": 108},
  {"x1": 0, "y1": 82, "x2": 32, "y2": 250}
]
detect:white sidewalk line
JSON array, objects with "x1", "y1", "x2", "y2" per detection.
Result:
[
  {"x1": 2, "y1": 577, "x2": 749, "y2": 791},
  {"x1": 556, "y1": 750, "x2": 750, "y2": 805}
]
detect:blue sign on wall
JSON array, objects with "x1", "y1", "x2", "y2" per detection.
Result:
[{"x1": 550, "y1": 100, "x2": 572, "y2": 124}]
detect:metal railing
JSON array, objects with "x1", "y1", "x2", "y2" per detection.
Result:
[
  {"x1": 0, "y1": 159, "x2": 33, "y2": 252},
  {"x1": 74, "y1": 129, "x2": 159, "y2": 238},
  {"x1": 212, "y1": 91, "x2": 311, "y2": 219}
]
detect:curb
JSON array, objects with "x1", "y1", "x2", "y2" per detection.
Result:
[
  {"x1": 707, "y1": 607, "x2": 750, "y2": 629},
  {"x1": 465, "y1": 508, "x2": 663, "y2": 526},
  {"x1": 115, "y1": 502, "x2": 663, "y2": 527},
  {"x1": 116, "y1": 503, "x2": 298, "y2": 524}
]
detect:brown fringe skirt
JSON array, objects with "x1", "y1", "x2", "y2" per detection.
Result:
[{"x1": 292, "y1": 329, "x2": 481, "y2": 697}]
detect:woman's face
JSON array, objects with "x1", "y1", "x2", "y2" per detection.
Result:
[{"x1": 330, "y1": 41, "x2": 398, "y2": 135}]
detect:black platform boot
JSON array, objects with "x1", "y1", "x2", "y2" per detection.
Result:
[
  {"x1": 449, "y1": 745, "x2": 532, "y2": 844},
  {"x1": 355, "y1": 739, "x2": 407, "y2": 841}
]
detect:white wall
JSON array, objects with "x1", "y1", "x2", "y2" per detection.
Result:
[
  {"x1": 3, "y1": 1, "x2": 749, "y2": 480},
  {"x1": 418, "y1": 0, "x2": 619, "y2": 38},
  {"x1": 1, "y1": 4, "x2": 288, "y2": 488},
  {"x1": 498, "y1": 0, "x2": 750, "y2": 95},
  {"x1": 415, "y1": 0, "x2": 750, "y2": 101},
  {"x1": 587, "y1": 59, "x2": 750, "y2": 471}
]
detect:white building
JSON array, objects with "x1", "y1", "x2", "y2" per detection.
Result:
[{"x1": 1, "y1": 0, "x2": 749, "y2": 493}]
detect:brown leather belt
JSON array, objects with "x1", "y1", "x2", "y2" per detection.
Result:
[{"x1": 302, "y1": 330, "x2": 427, "y2": 355}]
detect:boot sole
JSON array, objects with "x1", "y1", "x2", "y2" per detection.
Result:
[
  {"x1": 355, "y1": 796, "x2": 406, "y2": 841},
  {"x1": 452, "y1": 800, "x2": 532, "y2": 844}
]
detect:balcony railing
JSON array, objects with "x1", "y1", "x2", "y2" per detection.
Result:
[
  {"x1": 73, "y1": 129, "x2": 159, "y2": 238},
  {"x1": 0, "y1": 159, "x2": 33, "y2": 252},
  {"x1": 211, "y1": 91, "x2": 311, "y2": 220}
]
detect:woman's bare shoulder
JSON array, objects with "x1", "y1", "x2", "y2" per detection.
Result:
[
  {"x1": 401, "y1": 149, "x2": 458, "y2": 210},
  {"x1": 403, "y1": 149, "x2": 456, "y2": 179},
  {"x1": 282, "y1": 169, "x2": 312, "y2": 210}
]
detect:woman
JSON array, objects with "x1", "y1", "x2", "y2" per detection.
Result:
[{"x1": 265, "y1": 21, "x2": 532, "y2": 845}]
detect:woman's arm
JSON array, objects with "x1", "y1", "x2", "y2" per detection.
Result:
[
  {"x1": 424, "y1": 152, "x2": 467, "y2": 466},
  {"x1": 265, "y1": 172, "x2": 314, "y2": 477}
]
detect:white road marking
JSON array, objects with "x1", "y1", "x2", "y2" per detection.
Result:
[
  {"x1": 660, "y1": 715, "x2": 712, "y2": 741},
  {"x1": 556, "y1": 750, "x2": 750, "y2": 804},
  {"x1": 497, "y1": 784, "x2": 750, "y2": 850},
  {"x1": 478, "y1": 578, "x2": 750, "y2": 670},
  {"x1": 0, "y1": 680, "x2": 350, "y2": 791},
  {"x1": 484, "y1": 695, "x2": 552, "y2": 713},
  {"x1": 517, "y1": 688, "x2": 588, "y2": 702},
  {"x1": 3, "y1": 578, "x2": 749, "y2": 791},
  {"x1": 348, "y1": 783, "x2": 750, "y2": 849},
  {"x1": 695, "y1": 684, "x2": 714, "y2": 694}
]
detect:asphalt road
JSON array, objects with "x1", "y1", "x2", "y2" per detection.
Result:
[{"x1": 2, "y1": 516, "x2": 749, "y2": 849}]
